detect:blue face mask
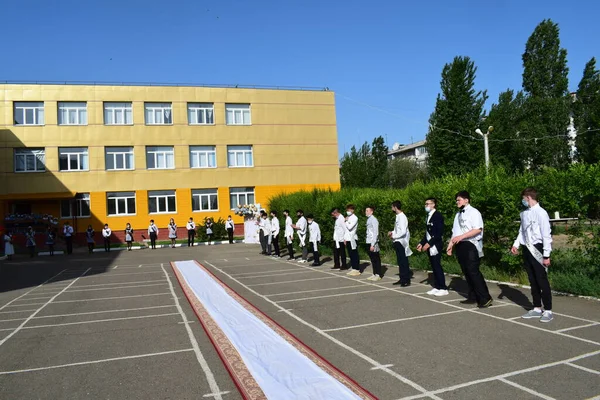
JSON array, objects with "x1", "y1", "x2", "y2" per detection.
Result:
[
  {"x1": 425, "y1": 207, "x2": 431, "y2": 213},
  {"x1": 522, "y1": 199, "x2": 529, "y2": 208}
]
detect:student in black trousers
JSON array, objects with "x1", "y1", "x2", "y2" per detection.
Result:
[
  {"x1": 417, "y1": 198, "x2": 448, "y2": 296},
  {"x1": 186, "y1": 218, "x2": 196, "y2": 247},
  {"x1": 148, "y1": 220, "x2": 158, "y2": 250},
  {"x1": 226, "y1": 216, "x2": 235, "y2": 244},
  {"x1": 270, "y1": 211, "x2": 281, "y2": 257}
]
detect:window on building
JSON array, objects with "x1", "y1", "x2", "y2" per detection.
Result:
[
  {"x1": 105, "y1": 147, "x2": 134, "y2": 171},
  {"x1": 14, "y1": 102, "x2": 44, "y2": 125},
  {"x1": 58, "y1": 102, "x2": 87, "y2": 125},
  {"x1": 188, "y1": 103, "x2": 214, "y2": 125},
  {"x1": 225, "y1": 104, "x2": 251, "y2": 125},
  {"x1": 107, "y1": 192, "x2": 136, "y2": 216},
  {"x1": 60, "y1": 193, "x2": 91, "y2": 218},
  {"x1": 146, "y1": 146, "x2": 175, "y2": 169},
  {"x1": 59, "y1": 147, "x2": 89, "y2": 171},
  {"x1": 14, "y1": 148, "x2": 45, "y2": 173},
  {"x1": 148, "y1": 190, "x2": 176, "y2": 214},
  {"x1": 190, "y1": 146, "x2": 216, "y2": 168},
  {"x1": 192, "y1": 189, "x2": 218, "y2": 211},
  {"x1": 104, "y1": 102, "x2": 133, "y2": 125},
  {"x1": 145, "y1": 103, "x2": 172, "y2": 125},
  {"x1": 229, "y1": 187, "x2": 255, "y2": 209},
  {"x1": 227, "y1": 145, "x2": 253, "y2": 167}
]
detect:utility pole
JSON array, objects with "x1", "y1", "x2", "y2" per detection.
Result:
[{"x1": 475, "y1": 126, "x2": 493, "y2": 172}]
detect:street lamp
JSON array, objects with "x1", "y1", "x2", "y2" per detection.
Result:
[{"x1": 475, "y1": 126, "x2": 493, "y2": 171}]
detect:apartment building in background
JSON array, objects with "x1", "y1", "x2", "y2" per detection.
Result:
[
  {"x1": 387, "y1": 139, "x2": 428, "y2": 166},
  {"x1": 0, "y1": 82, "x2": 340, "y2": 242}
]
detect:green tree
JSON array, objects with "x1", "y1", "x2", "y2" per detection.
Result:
[
  {"x1": 369, "y1": 136, "x2": 390, "y2": 188},
  {"x1": 388, "y1": 158, "x2": 428, "y2": 188},
  {"x1": 573, "y1": 57, "x2": 600, "y2": 164},
  {"x1": 520, "y1": 19, "x2": 571, "y2": 169},
  {"x1": 339, "y1": 136, "x2": 389, "y2": 188},
  {"x1": 426, "y1": 56, "x2": 488, "y2": 176}
]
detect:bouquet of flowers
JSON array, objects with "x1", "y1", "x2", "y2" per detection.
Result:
[{"x1": 234, "y1": 204, "x2": 258, "y2": 217}]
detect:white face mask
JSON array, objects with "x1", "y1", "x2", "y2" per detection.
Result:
[
  {"x1": 425, "y1": 206, "x2": 431, "y2": 213},
  {"x1": 346, "y1": 211, "x2": 352, "y2": 216}
]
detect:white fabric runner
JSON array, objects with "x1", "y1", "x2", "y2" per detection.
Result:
[{"x1": 173, "y1": 261, "x2": 364, "y2": 400}]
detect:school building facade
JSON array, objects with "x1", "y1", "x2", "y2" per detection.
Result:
[{"x1": 0, "y1": 82, "x2": 340, "y2": 243}]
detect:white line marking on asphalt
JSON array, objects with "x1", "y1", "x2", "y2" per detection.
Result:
[
  {"x1": 178, "y1": 320, "x2": 195, "y2": 325},
  {"x1": 53, "y1": 293, "x2": 171, "y2": 304},
  {"x1": 203, "y1": 260, "x2": 439, "y2": 399},
  {"x1": 0, "y1": 309, "x2": 37, "y2": 315},
  {"x1": 277, "y1": 309, "x2": 293, "y2": 312},
  {"x1": 65, "y1": 283, "x2": 167, "y2": 293},
  {"x1": 498, "y1": 378, "x2": 557, "y2": 400},
  {"x1": 32, "y1": 305, "x2": 177, "y2": 320},
  {"x1": 266, "y1": 284, "x2": 366, "y2": 297},
  {"x1": 231, "y1": 268, "x2": 295, "y2": 277},
  {"x1": 371, "y1": 364, "x2": 394, "y2": 371},
  {"x1": 0, "y1": 349, "x2": 194, "y2": 375},
  {"x1": 0, "y1": 269, "x2": 66, "y2": 311},
  {"x1": 138, "y1": 264, "x2": 143, "y2": 268},
  {"x1": 203, "y1": 391, "x2": 231, "y2": 398},
  {"x1": 223, "y1": 259, "x2": 228, "y2": 262},
  {"x1": 5, "y1": 303, "x2": 46, "y2": 307},
  {"x1": 69, "y1": 279, "x2": 167, "y2": 289},
  {"x1": 556, "y1": 323, "x2": 600, "y2": 333},
  {"x1": 8, "y1": 312, "x2": 180, "y2": 331},
  {"x1": 566, "y1": 362, "x2": 600, "y2": 375},
  {"x1": 79, "y1": 271, "x2": 164, "y2": 278},
  {"x1": 247, "y1": 276, "x2": 338, "y2": 287},
  {"x1": 12, "y1": 296, "x2": 54, "y2": 302},
  {"x1": 161, "y1": 263, "x2": 223, "y2": 400},
  {"x1": 113, "y1": 265, "x2": 118, "y2": 269},
  {"x1": 0, "y1": 268, "x2": 91, "y2": 347},
  {"x1": 276, "y1": 288, "x2": 389, "y2": 304},
  {"x1": 494, "y1": 299, "x2": 600, "y2": 325},
  {"x1": 245, "y1": 257, "x2": 250, "y2": 260},
  {"x1": 237, "y1": 270, "x2": 315, "y2": 279}
]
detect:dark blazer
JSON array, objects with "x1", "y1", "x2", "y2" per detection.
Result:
[{"x1": 420, "y1": 210, "x2": 444, "y2": 250}]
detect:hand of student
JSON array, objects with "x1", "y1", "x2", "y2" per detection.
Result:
[
  {"x1": 422, "y1": 243, "x2": 430, "y2": 252},
  {"x1": 543, "y1": 258, "x2": 551, "y2": 267},
  {"x1": 387, "y1": 231, "x2": 393, "y2": 238},
  {"x1": 369, "y1": 246, "x2": 375, "y2": 252},
  {"x1": 511, "y1": 246, "x2": 519, "y2": 255},
  {"x1": 446, "y1": 244, "x2": 453, "y2": 256},
  {"x1": 416, "y1": 244, "x2": 423, "y2": 252},
  {"x1": 450, "y1": 235, "x2": 462, "y2": 245}
]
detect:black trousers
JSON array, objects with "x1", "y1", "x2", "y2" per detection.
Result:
[
  {"x1": 272, "y1": 234, "x2": 280, "y2": 256},
  {"x1": 393, "y1": 241, "x2": 411, "y2": 283},
  {"x1": 259, "y1": 231, "x2": 267, "y2": 253},
  {"x1": 429, "y1": 252, "x2": 447, "y2": 290},
  {"x1": 150, "y1": 232, "x2": 157, "y2": 249},
  {"x1": 227, "y1": 228, "x2": 234, "y2": 244},
  {"x1": 348, "y1": 246, "x2": 359, "y2": 270},
  {"x1": 311, "y1": 242, "x2": 320, "y2": 264},
  {"x1": 455, "y1": 242, "x2": 491, "y2": 305},
  {"x1": 65, "y1": 237, "x2": 73, "y2": 254},
  {"x1": 287, "y1": 240, "x2": 295, "y2": 259},
  {"x1": 367, "y1": 250, "x2": 382, "y2": 277},
  {"x1": 523, "y1": 244, "x2": 552, "y2": 310},
  {"x1": 187, "y1": 230, "x2": 195, "y2": 246},
  {"x1": 333, "y1": 241, "x2": 347, "y2": 269},
  {"x1": 104, "y1": 238, "x2": 110, "y2": 252}
]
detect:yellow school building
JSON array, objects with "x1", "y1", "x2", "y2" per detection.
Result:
[{"x1": 0, "y1": 82, "x2": 340, "y2": 240}]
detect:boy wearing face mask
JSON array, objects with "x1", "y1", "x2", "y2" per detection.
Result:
[
  {"x1": 447, "y1": 191, "x2": 492, "y2": 308},
  {"x1": 417, "y1": 198, "x2": 448, "y2": 296},
  {"x1": 388, "y1": 200, "x2": 413, "y2": 287},
  {"x1": 306, "y1": 214, "x2": 321, "y2": 266},
  {"x1": 331, "y1": 208, "x2": 348, "y2": 270},
  {"x1": 345, "y1": 204, "x2": 360, "y2": 275},
  {"x1": 292, "y1": 209, "x2": 308, "y2": 263},
  {"x1": 511, "y1": 188, "x2": 554, "y2": 323},
  {"x1": 365, "y1": 206, "x2": 383, "y2": 281},
  {"x1": 283, "y1": 210, "x2": 295, "y2": 260}
]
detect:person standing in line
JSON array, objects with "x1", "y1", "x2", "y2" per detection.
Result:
[
  {"x1": 45, "y1": 227, "x2": 56, "y2": 256},
  {"x1": 260, "y1": 211, "x2": 272, "y2": 255},
  {"x1": 205, "y1": 218, "x2": 214, "y2": 245},
  {"x1": 148, "y1": 220, "x2": 158, "y2": 250},
  {"x1": 225, "y1": 216, "x2": 235, "y2": 244},
  {"x1": 417, "y1": 198, "x2": 448, "y2": 296},
  {"x1": 306, "y1": 214, "x2": 321, "y2": 266},
  {"x1": 25, "y1": 226, "x2": 36, "y2": 258},
  {"x1": 125, "y1": 223, "x2": 134, "y2": 251},
  {"x1": 331, "y1": 208, "x2": 348, "y2": 270},
  {"x1": 511, "y1": 187, "x2": 554, "y2": 323},
  {"x1": 63, "y1": 222, "x2": 74, "y2": 255},
  {"x1": 257, "y1": 211, "x2": 268, "y2": 254},
  {"x1": 292, "y1": 209, "x2": 308, "y2": 263},
  {"x1": 4, "y1": 230, "x2": 14, "y2": 260},
  {"x1": 186, "y1": 217, "x2": 196, "y2": 247},
  {"x1": 345, "y1": 204, "x2": 360, "y2": 275},
  {"x1": 447, "y1": 191, "x2": 492, "y2": 308},
  {"x1": 85, "y1": 225, "x2": 95, "y2": 254},
  {"x1": 168, "y1": 218, "x2": 177, "y2": 248},
  {"x1": 364, "y1": 206, "x2": 383, "y2": 281},
  {"x1": 270, "y1": 211, "x2": 281, "y2": 257},
  {"x1": 102, "y1": 224, "x2": 112, "y2": 252},
  {"x1": 283, "y1": 210, "x2": 295, "y2": 260},
  {"x1": 389, "y1": 201, "x2": 413, "y2": 287}
]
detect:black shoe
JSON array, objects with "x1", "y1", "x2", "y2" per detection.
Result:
[
  {"x1": 478, "y1": 299, "x2": 493, "y2": 308},
  {"x1": 331, "y1": 266, "x2": 341, "y2": 270},
  {"x1": 287, "y1": 257, "x2": 294, "y2": 260},
  {"x1": 311, "y1": 263, "x2": 321, "y2": 267},
  {"x1": 460, "y1": 299, "x2": 478, "y2": 305},
  {"x1": 340, "y1": 267, "x2": 350, "y2": 271},
  {"x1": 393, "y1": 281, "x2": 411, "y2": 287}
]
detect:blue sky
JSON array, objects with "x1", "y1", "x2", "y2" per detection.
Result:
[{"x1": 2, "y1": 0, "x2": 599, "y2": 157}]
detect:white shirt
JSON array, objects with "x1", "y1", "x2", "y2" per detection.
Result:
[
  {"x1": 186, "y1": 221, "x2": 196, "y2": 230},
  {"x1": 259, "y1": 218, "x2": 271, "y2": 236},
  {"x1": 309, "y1": 222, "x2": 321, "y2": 243},
  {"x1": 63, "y1": 226, "x2": 73, "y2": 237},
  {"x1": 344, "y1": 213, "x2": 358, "y2": 241},
  {"x1": 366, "y1": 215, "x2": 379, "y2": 247},
  {"x1": 225, "y1": 219, "x2": 234, "y2": 230},
  {"x1": 333, "y1": 214, "x2": 346, "y2": 242},
  {"x1": 391, "y1": 212, "x2": 409, "y2": 241},
  {"x1": 270, "y1": 217, "x2": 280, "y2": 236},
  {"x1": 148, "y1": 224, "x2": 159, "y2": 235},
  {"x1": 102, "y1": 228, "x2": 112, "y2": 238},
  {"x1": 284, "y1": 216, "x2": 294, "y2": 237},
  {"x1": 451, "y1": 204, "x2": 483, "y2": 242},
  {"x1": 513, "y1": 203, "x2": 552, "y2": 257},
  {"x1": 296, "y1": 216, "x2": 307, "y2": 236}
]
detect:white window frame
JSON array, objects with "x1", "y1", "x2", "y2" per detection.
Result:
[
  {"x1": 58, "y1": 102, "x2": 87, "y2": 126},
  {"x1": 145, "y1": 103, "x2": 173, "y2": 125},
  {"x1": 229, "y1": 187, "x2": 255, "y2": 210},
  {"x1": 14, "y1": 148, "x2": 45, "y2": 173},
  {"x1": 59, "y1": 147, "x2": 89, "y2": 172},
  {"x1": 148, "y1": 190, "x2": 177, "y2": 214},
  {"x1": 192, "y1": 189, "x2": 219, "y2": 212},
  {"x1": 105, "y1": 147, "x2": 135, "y2": 171},
  {"x1": 190, "y1": 146, "x2": 217, "y2": 169},
  {"x1": 188, "y1": 103, "x2": 215, "y2": 125},
  {"x1": 104, "y1": 102, "x2": 133, "y2": 125},
  {"x1": 146, "y1": 146, "x2": 175, "y2": 170},
  {"x1": 107, "y1": 192, "x2": 136, "y2": 216},
  {"x1": 227, "y1": 145, "x2": 254, "y2": 168},
  {"x1": 225, "y1": 104, "x2": 251, "y2": 125},
  {"x1": 60, "y1": 193, "x2": 91, "y2": 219},
  {"x1": 14, "y1": 102, "x2": 44, "y2": 126}
]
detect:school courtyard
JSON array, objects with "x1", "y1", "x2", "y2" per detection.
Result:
[{"x1": 0, "y1": 244, "x2": 598, "y2": 399}]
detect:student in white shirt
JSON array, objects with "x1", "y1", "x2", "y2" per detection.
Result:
[
  {"x1": 270, "y1": 211, "x2": 281, "y2": 257},
  {"x1": 148, "y1": 220, "x2": 159, "y2": 250},
  {"x1": 364, "y1": 206, "x2": 383, "y2": 281},
  {"x1": 225, "y1": 216, "x2": 235, "y2": 244},
  {"x1": 331, "y1": 208, "x2": 348, "y2": 270},
  {"x1": 186, "y1": 218, "x2": 196, "y2": 247},
  {"x1": 259, "y1": 212, "x2": 272, "y2": 255},
  {"x1": 511, "y1": 187, "x2": 554, "y2": 323},
  {"x1": 345, "y1": 204, "x2": 360, "y2": 274},
  {"x1": 388, "y1": 200, "x2": 413, "y2": 287},
  {"x1": 293, "y1": 209, "x2": 308, "y2": 263},
  {"x1": 102, "y1": 224, "x2": 112, "y2": 252},
  {"x1": 63, "y1": 222, "x2": 74, "y2": 255},
  {"x1": 447, "y1": 191, "x2": 492, "y2": 308},
  {"x1": 257, "y1": 211, "x2": 269, "y2": 255},
  {"x1": 283, "y1": 210, "x2": 295, "y2": 260},
  {"x1": 306, "y1": 214, "x2": 321, "y2": 266},
  {"x1": 168, "y1": 218, "x2": 177, "y2": 248}
]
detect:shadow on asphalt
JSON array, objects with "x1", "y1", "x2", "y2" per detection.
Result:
[{"x1": 497, "y1": 284, "x2": 533, "y2": 309}]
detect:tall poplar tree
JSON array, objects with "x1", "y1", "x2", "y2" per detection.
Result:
[{"x1": 573, "y1": 57, "x2": 600, "y2": 164}]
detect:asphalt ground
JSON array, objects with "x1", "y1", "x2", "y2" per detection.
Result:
[{"x1": 0, "y1": 244, "x2": 598, "y2": 400}]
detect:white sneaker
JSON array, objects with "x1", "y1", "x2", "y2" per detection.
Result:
[
  {"x1": 371, "y1": 275, "x2": 382, "y2": 281},
  {"x1": 427, "y1": 289, "x2": 440, "y2": 295},
  {"x1": 366, "y1": 275, "x2": 376, "y2": 281},
  {"x1": 347, "y1": 270, "x2": 361, "y2": 276},
  {"x1": 434, "y1": 289, "x2": 449, "y2": 297}
]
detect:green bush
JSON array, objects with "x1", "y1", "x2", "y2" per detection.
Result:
[{"x1": 197, "y1": 217, "x2": 227, "y2": 241}]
